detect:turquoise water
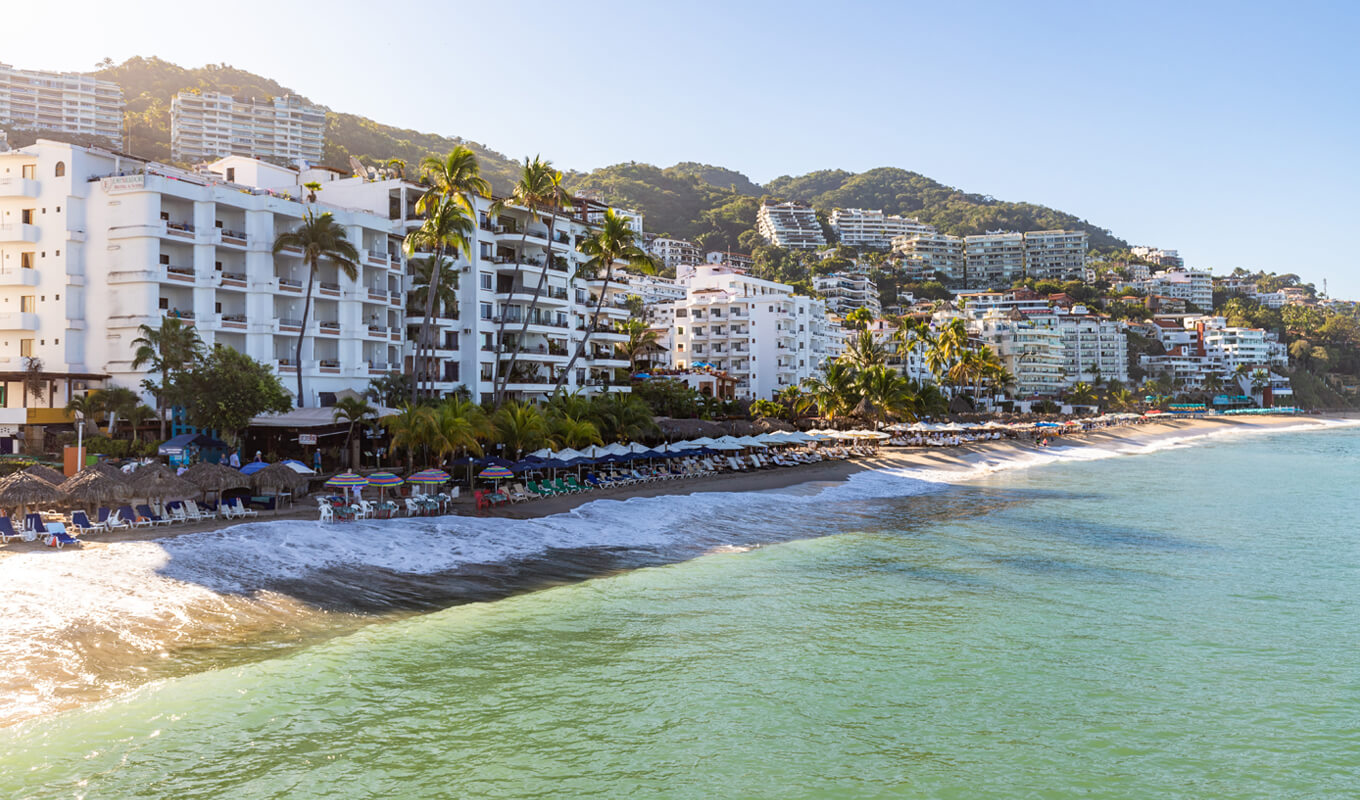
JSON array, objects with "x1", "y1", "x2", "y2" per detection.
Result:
[{"x1": 3, "y1": 425, "x2": 1358, "y2": 798}]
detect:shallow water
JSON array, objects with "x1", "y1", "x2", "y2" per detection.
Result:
[{"x1": 2, "y1": 422, "x2": 1358, "y2": 797}]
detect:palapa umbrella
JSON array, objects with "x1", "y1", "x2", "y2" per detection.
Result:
[
  {"x1": 58, "y1": 469, "x2": 132, "y2": 515},
  {"x1": 182, "y1": 461, "x2": 252, "y2": 507},
  {"x1": 90, "y1": 461, "x2": 132, "y2": 483},
  {"x1": 0, "y1": 471, "x2": 67, "y2": 523},
  {"x1": 23, "y1": 464, "x2": 66, "y2": 485},
  {"x1": 128, "y1": 462, "x2": 178, "y2": 493},
  {"x1": 130, "y1": 470, "x2": 198, "y2": 500},
  {"x1": 250, "y1": 462, "x2": 310, "y2": 495}
]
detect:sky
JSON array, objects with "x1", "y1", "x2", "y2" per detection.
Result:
[{"x1": 7, "y1": 0, "x2": 1360, "y2": 295}]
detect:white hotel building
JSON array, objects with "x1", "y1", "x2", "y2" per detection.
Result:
[
  {"x1": 0, "y1": 63, "x2": 124, "y2": 149},
  {"x1": 0, "y1": 140, "x2": 407, "y2": 433},
  {"x1": 813, "y1": 271, "x2": 881, "y2": 316},
  {"x1": 829, "y1": 208, "x2": 934, "y2": 249},
  {"x1": 756, "y1": 201, "x2": 826, "y2": 250},
  {"x1": 171, "y1": 91, "x2": 326, "y2": 165},
  {"x1": 669, "y1": 264, "x2": 845, "y2": 399},
  {"x1": 647, "y1": 237, "x2": 702, "y2": 272}
]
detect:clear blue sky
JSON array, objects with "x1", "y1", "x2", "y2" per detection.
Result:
[{"x1": 9, "y1": 0, "x2": 1360, "y2": 295}]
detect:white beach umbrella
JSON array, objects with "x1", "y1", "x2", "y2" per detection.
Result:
[
  {"x1": 626, "y1": 442, "x2": 653, "y2": 454},
  {"x1": 529, "y1": 447, "x2": 555, "y2": 459},
  {"x1": 602, "y1": 443, "x2": 630, "y2": 456},
  {"x1": 707, "y1": 441, "x2": 744, "y2": 450},
  {"x1": 688, "y1": 436, "x2": 718, "y2": 445}
]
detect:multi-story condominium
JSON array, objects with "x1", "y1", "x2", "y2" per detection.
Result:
[
  {"x1": 1149, "y1": 270, "x2": 1213, "y2": 311},
  {"x1": 623, "y1": 271, "x2": 686, "y2": 306},
  {"x1": 669, "y1": 264, "x2": 843, "y2": 399},
  {"x1": 962, "y1": 232, "x2": 1025, "y2": 288},
  {"x1": 829, "y1": 208, "x2": 934, "y2": 249},
  {"x1": 966, "y1": 308, "x2": 1066, "y2": 398},
  {"x1": 813, "y1": 271, "x2": 881, "y2": 316},
  {"x1": 1050, "y1": 309, "x2": 1129, "y2": 385},
  {"x1": 756, "y1": 201, "x2": 826, "y2": 250},
  {"x1": 648, "y1": 237, "x2": 702, "y2": 272},
  {"x1": 1130, "y1": 246, "x2": 1183, "y2": 269},
  {"x1": 866, "y1": 318, "x2": 931, "y2": 385},
  {"x1": 0, "y1": 140, "x2": 407, "y2": 436},
  {"x1": 891, "y1": 232, "x2": 964, "y2": 281},
  {"x1": 705, "y1": 250, "x2": 753, "y2": 270},
  {"x1": 312, "y1": 173, "x2": 636, "y2": 405},
  {"x1": 0, "y1": 63, "x2": 124, "y2": 149},
  {"x1": 171, "y1": 91, "x2": 326, "y2": 164},
  {"x1": 577, "y1": 196, "x2": 643, "y2": 234},
  {"x1": 1022, "y1": 230, "x2": 1088, "y2": 281},
  {"x1": 1140, "y1": 315, "x2": 1287, "y2": 390}
]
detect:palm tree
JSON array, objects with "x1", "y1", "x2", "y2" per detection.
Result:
[
  {"x1": 557, "y1": 209, "x2": 655, "y2": 394},
  {"x1": 126, "y1": 404, "x2": 157, "y2": 442},
  {"x1": 616, "y1": 318, "x2": 661, "y2": 373},
  {"x1": 65, "y1": 393, "x2": 100, "y2": 437},
  {"x1": 131, "y1": 317, "x2": 203, "y2": 438},
  {"x1": 1108, "y1": 388, "x2": 1137, "y2": 411},
  {"x1": 491, "y1": 157, "x2": 573, "y2": 404},
  {"x1": 95, "y1": 386, "x2": 140, "y2": 438},
  {"x1": 839, "y1": 330, "x2": 888, "y2": 370},
  {"x1": 273, "y1": 212, "x2": 360, "y2": 406},
  {"x1": 332, "y1": 397, "x2": 377, "y2": 468},
  {"x1": 925, "y1": 319, "x2": 969, "y2": 393},
  {"x1": 433, "y1": 397, "x2": 489, "y2": 469},
  {"x1": 403, "y1": 198, "x2": 474, "y2": 402},
  {"x1": 803, "y1": 362, "x2": 859, "y2": 426},
  {"x1": 492, "y1": 400, "x2": 549, "y2": 459},
  {"x1": 382, "y1": 405, "x2": 437, "y2": 471},
  {"x1": 1068, "y1": 381, "x2": 1098, "y2": 408},
  {"x1": 588, "y1": 391, "x2": 657, "y2": 442},
  {"x1": 855, "y1": 365, "x2": 918, "y2": 426},
  {"x1": 548, "y1": 412, "x2": 603, "y2": 450}
]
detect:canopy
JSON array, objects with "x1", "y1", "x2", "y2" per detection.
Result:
[
  {"x1": 158, "y1": 433, "x2": 228, "y2": 455},
  {"x1": 478, "y1": 466, "x2": 514, "y2": 479},
  {"x1": 324, "y1": 472, "x2": 369, "y2": 488},
  {"x1": 407, "y1": 468, "x2": 450, "y2": 484},
  {"x1": 365, "y1": 471, "x2": 405, "y2": 487}
]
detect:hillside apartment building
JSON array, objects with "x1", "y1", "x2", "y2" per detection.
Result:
[
  {"x1": 170, "y1": 91, "x2": 326, "y2": 164},
  {"x1": 0, "y1": 63, "x2": 124, "y2": 149}
]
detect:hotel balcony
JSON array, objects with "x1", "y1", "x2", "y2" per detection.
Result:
[
  {"x1": 0, "y1": 311, "x2": 40, "y2": 331},
  {"x1": 0, "y1": 268, "x2": 40, "y2": 287},
  {"x1": 0, "y1": 223, "x2": 40, "y2": 243},
  {"x1": 0, "y1": 177, "x2": 40, "y2": 198}
]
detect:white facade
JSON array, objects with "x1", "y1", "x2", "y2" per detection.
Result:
[
  {"x1": 813, "y1": 272, "x2": 881, "y2": 316},
  {"x1": 1023, "y1": 230, "x2": 1088, "y2": 281},
  {"x1": 967, "y1": 309, "x2": 1066, "y2": 397},
  {"x1": 171, "y1": 91, "x2": 326, "y2": 164},
  {"x1": 829, "y1": 208, "x2": 934, "y2": 249},
  {"x1": 756, "y1": 201, "x2": 826, "y2": 250},
  {"x1": 891, "y1": 232, "x2": 964, "y2": 281},
  {"x1": 1130, "y1": 246, "x2": 1183, "y2": 268},
  {"x1": 962, "y1": 232, "x2": 1025, "y2": 288},
  {"x1": 0, "y1": 63, "x2": 123, "y2": 148},
  {"x1": 670, "y1": 265, "x2": 844, "y2": 399},
  {"x1": 0, "y1": 140, "x2": 406, "y2": 423},
  {"x1": 705, "y1": 250, "x2": 753, "y2": 270},
  {"x1": 648, "y1": 237, "x2": 702, "y2": 271},
  {"x1": 1050, "y1": 309, "x2": 1129, "y2": 385},
  {"x1": 1143, "y1": 270, "x2": 1213, "y2": 311}
]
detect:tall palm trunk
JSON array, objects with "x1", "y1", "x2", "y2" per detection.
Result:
[
  {"x1": 410, "y1": 243, "x2": 444, "y2": 405},
  {"x1": 557, "y1": 268, "x2": 612, "y2": 393},
  {"x1": 296, "y1": 259, "x2": 317, "y2": 407},
  {"x1": 497, "y1": 210, "x2": 561, "y2": 404}
]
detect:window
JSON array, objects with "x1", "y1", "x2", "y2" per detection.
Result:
[
  {"x1": 677, "y1": 326, "x2": 684, "y2": 335},
  {"x1": 480, "y1": 272, "x2": 492, "y2": 291},
  {"x1": 20, "y1": 252, "x2": 34, "y2": 269},
  {"x1": 225, "y1": 167, "x2": 236, "y2": 182},
  {"x1": 479, "y1": 302, "x2": 492, "y2": 320},
  {"x1": 20, "y1": 296, "x2": 35, "y2": 313},
  {"x1": 54, "y1": 162, "x2": 65, "y2": 178},
  {"x1": 21, "y1": 209, "x2": 34, "y2": 224},
  {"x1": 19, "y1": 339, "x2": 33, "y2": 357},
  {"x1": 159, "y1": 298, "x2": 169, "y2": 310},
  {"x1": 21, "y1": 164, "x2": 35, "y2": 179}
]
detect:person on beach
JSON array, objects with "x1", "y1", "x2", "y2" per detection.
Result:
[
  {"x1": 314, "y1": 450, "x2": 323, "y2": 473},
  {"x1": 228, "y1": 450, "x2": 241, "y2": 468}
]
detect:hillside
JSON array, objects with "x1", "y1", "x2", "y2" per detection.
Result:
[
  {"x1": 85, "y1": 57, "x2": 522, "y2": 191},
  {"x1": 60, "y1": 57, "x2": 1124, "y2": 251}
]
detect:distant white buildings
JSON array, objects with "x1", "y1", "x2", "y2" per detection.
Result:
[
  {"x1": 813, "y1": 272, "x2": 881, "y2": 316},
  {"x1": 756, "y1": 201, "x2": 826, "y2": 250},
  {"x1": 1130, "y1": 246, "x2": 1183, "y2": 269},
  {"x1": 170, "y1": 91, "x2": 326, "y2": 164},
  {"x1": 891, "y1": 231, "x2": 965, "y2": 281},
  {"x1": 705, "y1": 250, "x2": 752, "y2": 270},
  {"x1": 1138, "y1": 315, "x2": 1289, "y2": 400},
  {"x1": 892, "y1": 229, "x2": 1087, "y2": 286},
  {"x1": 0, "y1": 63, "x2": 124, "y2": 148},
  {"x1": 1022, "y1": 230, "x2": 1088, "y2": 282},
  {"x1": 829, "y1": 208, "x2": 934, "y2": 249},
  {"x1": 1120, "y1": 269, "x2": 1213, "y2": 311},
  {"x1": 648, "y1": 237, "x2": 702, "y2": 271},
  {"x1": 668, "y1": 264, "x2": 845, "y2": 399},
  {"x1": 962, "y1": 232, "x2": 1025, "y2": 287}
]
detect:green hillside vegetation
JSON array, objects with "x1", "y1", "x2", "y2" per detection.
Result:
[{"x1": 322, "y1": 113, "x2": 521, "y2": 193}]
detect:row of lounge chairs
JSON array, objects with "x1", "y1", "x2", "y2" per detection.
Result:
[
  {"x1": 0, "y1": 498, "x2": 262, "y2": 549},
  {"x1": 482, "y1": 448, "x2": 856, "y2": 507}
]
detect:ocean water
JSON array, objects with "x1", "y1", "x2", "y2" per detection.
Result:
[{"x1": 2, "y1": 422, "x2": 1358, "y2": 798}]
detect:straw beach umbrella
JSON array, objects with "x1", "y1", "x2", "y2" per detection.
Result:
[
  {"x1": 23, "y1": 464, "x2": 66, "y2": 485},
  {"x1": 128, "y1": 463, "x2": 178, "y2": 493},
  {"x1": 90, "y1": 461, "x2": 132, "y2": 484},
  {"x1": 251, "y1": 462, "x2": 310, "y2": 495},
  {"x1": 130, "y1": 470, "x2": 198, "y2": 501},
  {"x1": 182, "y1": 461, "x2": 251, "y2": 507},
  {"x1": 0, "y1": 471, "x2": 67, "y2": 521},
  {"x1": 58, "y1": 469, "x2": 132, "y2": 515}
]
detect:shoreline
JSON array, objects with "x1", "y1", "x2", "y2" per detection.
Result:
[{"x1": 2, "y1": 414, "x2": 1338, "y2": 558}]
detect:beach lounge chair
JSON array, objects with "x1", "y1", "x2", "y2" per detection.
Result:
[
  {"x1": 69, "y1": 511, "x2": 99, "y2": 534},
  {"x1": 136, "y1": 504, "x2": 172, "y2": 526},
  {"x1": 25, "y1": 513, "x2": 47, "y2": 537},
  {"x1": 564, "y1": 476, "x2": 587, "y2": 492},
  {"x1": 118, "y1": 505, "x2": 151, "y2": 528},
  {"x1": 584, "y1": 473, "x2": 608, "y2": 489},
  {"x1": 44, "y1": 522, "x2": 81, "y2": 548},
  {"x1": 0, "y1": 517, "x2": 22, "y2": 543},
  {"x1": 100, "y1": 507, "x2": 130, "y2": 530},
  {"x1": 229, "y1": 498, "x2": 259, "y2": 517}
]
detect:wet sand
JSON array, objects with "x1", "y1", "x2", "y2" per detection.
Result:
[{"x1": 0, "y1": 414, "x2": 1333, "y2": 557}]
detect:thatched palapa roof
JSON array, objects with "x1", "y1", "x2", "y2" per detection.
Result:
[
  {"x1": 23, "y1": 464, "x2": 67, "y2": 485},
  {"x1": 58, "y1": 469, "x2": 132, "y2": 506},
  {"x1": 250, "y1": 462, "x2": 309, "y2": 493},
  {"x1": 0, "y1": 471, "x2": 68, "y2": 507},
  {"x1": 182, "y1": 462, "x2": 250, "y2": 492},
  {"x1": 130, "y1": 470, "x2": 198, "y2": 499}
]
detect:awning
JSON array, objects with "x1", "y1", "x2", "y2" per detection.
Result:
[
  {"x1": 158, "y1": 433, "x2": 229, "y2": 455},
  {"x1": 249, "y1": 405, "x2": 400, "y2": 428}
]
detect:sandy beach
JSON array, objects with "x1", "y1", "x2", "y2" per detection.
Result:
[{"x1": 1, "y1": 414, "x2": 1335, "y2": 558}]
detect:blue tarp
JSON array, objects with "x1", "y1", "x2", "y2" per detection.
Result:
[{"x1": 158, "y1": 433, "x2": 228, "y2": 455}]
